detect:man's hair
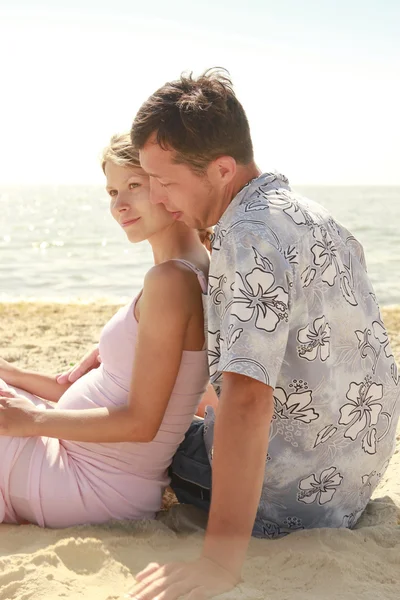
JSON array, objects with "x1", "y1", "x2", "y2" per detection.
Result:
[{"x1": 131, "y1": 68, "x2": 254, "y2": 172}]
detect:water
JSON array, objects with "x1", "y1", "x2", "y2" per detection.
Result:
[{"x1": 0, "y1": 185, "x2": 399, "y2": 305}]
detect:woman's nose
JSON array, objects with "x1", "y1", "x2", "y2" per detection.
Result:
[{"x1": 113, "y1": 193, "x2": 129, "y2": 211}]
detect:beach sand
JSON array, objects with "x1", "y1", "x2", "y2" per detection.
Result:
[{"x1": 0, "y1": 303, "x2": 399, "y2": 599}]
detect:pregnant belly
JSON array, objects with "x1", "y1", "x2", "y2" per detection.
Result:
[{"x1": 57, "y1": 367, "x2": 128, "y2": 410}]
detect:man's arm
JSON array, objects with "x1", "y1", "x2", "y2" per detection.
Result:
[
  {"x1": 56, "y1": 346, "x2": 101, "y2": 385},
  {"x1": 123, "y1": 372, "x2": 274, "y2": 600},
  {"x1": 203, "y1": 371, "x2": 273, "y2": 576}
]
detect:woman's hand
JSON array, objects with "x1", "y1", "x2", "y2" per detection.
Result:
[
  {"x1": 0, "y1": 357, "x2": 23, "y2": 387},
  {"x1": 0, "y1": 389, "x2": 38, "y2": 437}
]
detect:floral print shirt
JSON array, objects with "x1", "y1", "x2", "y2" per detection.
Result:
[{"x1": 204, "y1": 172, "x2": 399, "y2": 538}]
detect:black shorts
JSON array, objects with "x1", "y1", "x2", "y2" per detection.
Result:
[{"x1": 169, "y1": 419, "x2": 212, "y2": 513}]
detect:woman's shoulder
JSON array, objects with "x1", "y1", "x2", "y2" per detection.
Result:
[{"x1": 142, "y1": 261, "x2": 203, "y2": 309}]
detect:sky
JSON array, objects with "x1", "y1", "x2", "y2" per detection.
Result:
[{"x1": 0, "y1": 0, "x2": 399, "y2": 185}]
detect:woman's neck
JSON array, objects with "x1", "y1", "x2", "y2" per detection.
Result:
[{"x1": 148, "y1": 222, "x2": 204, "y2": 265}]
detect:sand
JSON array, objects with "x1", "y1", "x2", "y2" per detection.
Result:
[{"x1": 0, "y1": 303, "x2": 399, "y2": 600}]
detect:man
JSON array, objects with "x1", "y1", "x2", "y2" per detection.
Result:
[
  {"x1": 127, "y1": 68, "x2": 399, "y2": 599},
  {"x1": 61, "y1": 69, "x2": 399, "y2": 600}
]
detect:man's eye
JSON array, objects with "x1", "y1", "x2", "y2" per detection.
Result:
[
  {"x1": 109, "y1": 190, "x2": 117, "y2": 197},
  {"x1": 160, "y1": 182, "x2": 169, "y2": 188},
  {"x1": 129, "y1": 183, "x2": 140, "y2": 189}
]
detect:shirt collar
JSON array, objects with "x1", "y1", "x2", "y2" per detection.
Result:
[{"x1": 214, "y1": 171, "x2": 290, "y2": 235}]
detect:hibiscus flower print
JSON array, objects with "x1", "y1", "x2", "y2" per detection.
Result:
[
  {"x1": 355, "y1": 327, "x2": 380, "y2": 373},
  {"x1": 342, "y1": 508, "x2": 364, "y2": 529},
  {"x1": 339, "y1": 264, "x2": 358, "y2": 306},
  {"x1": 372, "y1": 320, "x2": 395, "y2": 364},
  {"x1": 339, "y1": 378, "x2": 384, "y2": 454},
  {"x1": 261, "y1": 189, "x2": 311, "y2": 226},
  {"x1": 283, "y1": 244, "x2": 299, "y2": 265},
  {"x1": 298, "y1": 466, "x2": 343, "y2": 505},
  {"x1": 208, "y1": 274, "x2": 227, "y2": 311},
  {"x1": 244, "y1": 194, "x2": 269, "y2": 212},
  {"x1": 253, "y1": 246, "x2": 274, "y2": 272},
  {"x1": 301, "y1": 265, "x2": 316, "y2": 288},
  {"x1": 228, "y1": 268, "x2": 289, "y2": 332},
  {"x1": 297, "y1": 316, "x2": 331, "y2": 362},
  {"x1": 210, "y1": 227, "x2": 227, "y2": 252},
  {"x1": 274, "y1": 386, "x2": 319, "y2": 423},
  {"x1": 260, "y1": 516, "x2": 304, "y2": 539},
  {"x1": 208, "y1": 330, "x2": 222, "y2": 380},
  {"x1": 311, "y1": 227, "x2": 342, "y2": 286},
  {"x1": 226, "y1": 324, "x2": 243, "y2": 350}
]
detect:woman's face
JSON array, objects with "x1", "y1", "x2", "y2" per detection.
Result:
[{"x1": 105, "y1": 161, "x2": 174, "y2": 243}]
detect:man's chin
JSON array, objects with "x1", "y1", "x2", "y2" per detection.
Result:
[
  {"x1": 179, "y1": 215, "x2": 197, "y2": 228},
  {"x1": 175, "y1": 212, "x2": 211, "y2": 230}
]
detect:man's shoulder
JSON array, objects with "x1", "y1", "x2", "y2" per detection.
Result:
[
  {"x1": 214, "y1": 185, "x2": 313, "y2": 256},
  {"x1": 219, "y1": 173, "x2": 348, "y2": 246}
]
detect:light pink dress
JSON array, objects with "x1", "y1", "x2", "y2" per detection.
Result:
[{"x1": 0, "y1": 261, "x2": 209, "y2": 528}]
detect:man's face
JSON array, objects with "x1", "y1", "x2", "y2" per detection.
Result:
[{"x1": 139, "y1": 134, "x2": 222, "y2": 229}]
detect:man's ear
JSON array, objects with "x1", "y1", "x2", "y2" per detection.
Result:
[{"x1": 208, "y1": 156, "x2": 237, "y2": 186}]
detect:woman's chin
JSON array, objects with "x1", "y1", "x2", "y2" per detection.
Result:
[{"x1": 127, "y1": 232, "x2": 146, "y2": 244}]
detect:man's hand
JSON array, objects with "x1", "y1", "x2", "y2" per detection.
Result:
[
  {"x1": 123, "y1": 557, "x2": 238, "y2": 600},
  {"x1": 56, "y1": 346, "x2": 101, "y2": 385},
  {"x1": 0, "y1": 390, "x2": 38, "y2": 437}
]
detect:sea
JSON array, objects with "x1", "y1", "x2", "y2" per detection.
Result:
[{"x1": 0, "y1": 185, "x2": 399, "y2": 306}]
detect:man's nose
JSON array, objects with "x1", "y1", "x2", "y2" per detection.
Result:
[{"x1": 149, "y1": 179, "x2": 166, "y2": 205}]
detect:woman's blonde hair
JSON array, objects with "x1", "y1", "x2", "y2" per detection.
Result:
[
  {"x1": 102, "y1": 132, "x2": 213, "y2": 250},
  {"x1": 101, "y1": 133, "x2": 141, "y2": 173}
]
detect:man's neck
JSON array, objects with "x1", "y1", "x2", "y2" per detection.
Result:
[
  {"x1": 231, "y1": 162, "x2": 262, "y2": 199},
  {"x1": 217, "y1": 161, "x2": 262, "y2": 221}
]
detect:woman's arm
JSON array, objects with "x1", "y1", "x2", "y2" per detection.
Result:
[
  {"x1": 0, "y1": 358, "x2": 71, "y2": 402},
  {"x1": 13, "y1": 371, "x2": 72, "y2": 402},
  {"x1": 2, "y1": 263, "x2": 201, "y2": 442}
]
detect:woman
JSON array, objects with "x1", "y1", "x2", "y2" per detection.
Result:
[{"x1": 0, "y1": 133, "x2": 211, "y2": 528}]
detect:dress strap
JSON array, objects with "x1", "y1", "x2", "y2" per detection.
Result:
[
  {"x1": 170, "y1": 259, "x2": 208, "y2": 295},
  {"x1": 170, "y1": 259, "x2": 208, "y2": 350}
]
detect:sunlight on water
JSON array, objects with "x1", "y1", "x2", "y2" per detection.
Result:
[{"x1": 0, "y1": 184, "x2": 399, "y2": 305}]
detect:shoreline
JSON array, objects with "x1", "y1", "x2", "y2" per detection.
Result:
[{"x1": 1, "y1": 302, "x2": 399, "y2": 373}]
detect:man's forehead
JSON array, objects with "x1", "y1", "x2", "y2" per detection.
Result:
[{"x1": 139, "y1": 141, "x2": 176, "y2": 175}]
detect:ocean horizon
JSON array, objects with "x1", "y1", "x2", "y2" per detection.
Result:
[{"x1": 1, "y1": 184, "x2": 399, "y2": 306}]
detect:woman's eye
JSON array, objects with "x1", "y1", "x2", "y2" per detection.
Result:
[
  {"x1": 109, "y1": 190, "x2": 117, "y2": 197},
  {"x1": 160, "y1": 182, "x2": 169, "y2": 188},
  {"x1": 129, "y1": 182, "x2": 140, "y2": 190}
]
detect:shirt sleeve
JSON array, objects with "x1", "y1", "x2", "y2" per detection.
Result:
[{"x1": 211, "y1": 228, "x2": 293, "y2": 390}]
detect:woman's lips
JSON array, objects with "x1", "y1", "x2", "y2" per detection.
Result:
[{"x1": 121, "y1": 217, "x2": 141, "y2": 228}]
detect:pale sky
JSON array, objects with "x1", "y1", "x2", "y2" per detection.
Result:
[{"x1": 0, "y1": 0, "x2": 399, "y2": 185}]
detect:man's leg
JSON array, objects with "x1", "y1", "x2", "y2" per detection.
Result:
[{"x1": 169, "y1": 418, "x2": 212, "y2": 513}]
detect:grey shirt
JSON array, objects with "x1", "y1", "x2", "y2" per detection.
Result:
[{"x1": 204, "y1": 172, "x2": 399, "y2": 537}]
